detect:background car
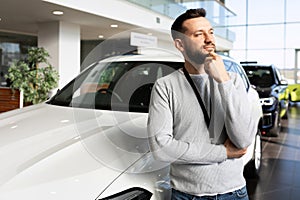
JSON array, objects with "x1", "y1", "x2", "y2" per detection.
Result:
[
  {"x1": 241, "y1": 62, "x2": 289, "y2": 137},
  {"x1": 0, "y1": 53, "x2": 262, "y2": 200},
  {"x1": 288, "y1": 84, "x2": 300, "y2": 103}
]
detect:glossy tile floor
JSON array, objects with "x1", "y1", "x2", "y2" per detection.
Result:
[{"x1": 246, "y1": 103, "x2": 300, "y2": 200}]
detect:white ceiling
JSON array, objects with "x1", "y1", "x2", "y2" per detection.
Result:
[
  {"x1": 0, "y1": 0, "x2": 232, "y2": 51},
  {"x1": 0, "y1": 0, "x2": 141, "y2": 40}
]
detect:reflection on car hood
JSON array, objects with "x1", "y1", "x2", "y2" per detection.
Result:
[{"x1": 0, "y1": 104, "x2": 150, "y2": 199}]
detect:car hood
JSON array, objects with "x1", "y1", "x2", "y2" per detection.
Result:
[
  {"x1": 0, "y1": 104, "x2": 150, "y2": 199},
  {"x1": 255, "y1": 86, "x2": 274, "y2": 98}
]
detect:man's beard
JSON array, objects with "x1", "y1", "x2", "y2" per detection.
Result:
[{"x1": 185, "y1": 47, "x2": 208, "y2": 65}]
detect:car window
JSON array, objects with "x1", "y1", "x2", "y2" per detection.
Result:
[
  {"x1": 243, "y1": 66, "x2": 275, "y2": 87},
  {"x1": 223, "y1": 59, "x2": 249, "y2": 91},
  {"x1": 49, "y1": 61, "x2": 181, "y2": 112},
  {"x1": 48, "y1": 58, "x2": 250, "y2": 113},
  {"x1": 274, "y1": 67, "x2": 283, "y2": 84}
]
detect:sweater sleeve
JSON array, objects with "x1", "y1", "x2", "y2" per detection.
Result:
[
  {"x1": 147, "y1": 81, "x2": 227, "y2": 164},
  {"x1": 218, "y1": 73, "x2": 261, "y2": 149}
]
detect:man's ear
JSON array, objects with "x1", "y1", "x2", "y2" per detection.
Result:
[{"x1": 174, "y1": 39, "x2": 184, "y2": 52}]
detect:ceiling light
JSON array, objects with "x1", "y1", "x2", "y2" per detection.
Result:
[
  {"x1": 98, "y1": 35, "x2": 104, "y2": 39},
  {"x1": 110, "y1": 24, "x2": 118, "y2": 28},
  {"x1": 60, "y1": 119, "x2": 70, "y2": 123},
  {"x1": 52, "y1": 10, "x2": 64, "y2": 15}
]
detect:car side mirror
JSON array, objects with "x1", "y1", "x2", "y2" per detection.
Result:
[
  {"x1": 250, "y1": 84, "x2": 257, "y2": 90},
  {"x1": 280, "y1": 79, "x2": 288, "y2": 86}
]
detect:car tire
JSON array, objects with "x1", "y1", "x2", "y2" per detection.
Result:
[
  {"x1": 282, "y1": 110, "x2": 289, "y2": 119},
  {"x1": 281, "y1": 100, "x2": 289, "y2": 120},
  {"x1": 269, "y1": 110, "x2": 281, "y2": 137},
  {"x1": 244, "y1": 132, "x2": 262, "y2": 179}
]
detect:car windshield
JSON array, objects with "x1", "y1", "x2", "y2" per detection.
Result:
[
  {"x1": 48, "y1": 61, "x2": 181, "y2": 113},
  {"x1": 243, "y1": 66, "x2": 275, "y2": 87},
  {"x1": 48, "y1": 57, "x2": 248, "y2": 113}
]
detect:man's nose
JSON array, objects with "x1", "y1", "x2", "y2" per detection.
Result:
[{"x1": 204, "y1": 33, "x2": 213, "y2": 43}]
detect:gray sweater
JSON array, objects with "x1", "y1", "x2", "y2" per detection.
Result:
[{"x1": 147, "y1": 69, "x2": 259, "y2": 196}]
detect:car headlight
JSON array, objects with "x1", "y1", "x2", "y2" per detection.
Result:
[
  {"x1": 98, "y1": 187, "x2": 152, "y2": 200},
  {"x1": 259, "y1": 97, "x2": 276, "y2": 106}
]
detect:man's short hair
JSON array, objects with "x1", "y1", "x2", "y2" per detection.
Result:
[{"x1": 171, "y1": 8, "x2": 206, "y2": 40}]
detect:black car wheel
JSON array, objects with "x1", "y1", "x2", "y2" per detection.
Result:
[
  {"x1": 281, "y1": 100, "x2": 289, "y2": 119},
  {"x1": 269, "y1": 106, "x2": 281, "y2": 137}
]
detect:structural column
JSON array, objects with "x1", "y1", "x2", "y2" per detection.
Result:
[{"x1": 38, "y1": 21, "x2": 80, "y2": 88}]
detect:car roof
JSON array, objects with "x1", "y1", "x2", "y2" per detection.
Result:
[
  {"x1": 98, "y1": 53, "x2": 184, "y2": 63},
  {"x1": 242, "y1": 64, "x2": 274, "y2": 67},
  {"x1": 97, "y1": 53, "x2": 236, "y2": 64},
  {"x1": 240, "y1": 62, "x2": 275, "y2": 68}
]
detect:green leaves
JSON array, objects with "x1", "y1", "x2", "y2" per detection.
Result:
[
  {"x1": 6, "y1": 47, "x2": 59, "y2": 104},
  {"x1": 27, "y1": 47, "x2": 50, "y2": 70}
]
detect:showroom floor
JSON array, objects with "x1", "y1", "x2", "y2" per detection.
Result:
[{"x1": 246, "y1": 103, "x2": 300, "y2": 200}]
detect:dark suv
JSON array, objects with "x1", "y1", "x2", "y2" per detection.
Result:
[{"x1": 241, "y1": 62, "x2": 289, "y2": 137}]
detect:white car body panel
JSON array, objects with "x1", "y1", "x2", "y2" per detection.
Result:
[
  {"x1": 241, "y1": 87, "x2": 263, "y2": 165},
  {"x1": 0, "y1": 53, "x2": 262, "y2": 199},
  {"x1": 0, "y1": 104, "x2": 164, "y2": 199}
]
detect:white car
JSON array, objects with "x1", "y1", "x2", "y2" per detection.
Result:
[{"x1": 0, "y1": 53, "x2": 262, "y2": 200}]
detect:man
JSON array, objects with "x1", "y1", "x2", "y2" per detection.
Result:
[{"x1": 147, "y1": 8, "x2": 259, "y2": 199}]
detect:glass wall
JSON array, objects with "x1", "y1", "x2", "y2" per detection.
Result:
[
  {"x1": 226, "y1": 0, "x2": 300, "y2": 83},
  {"x1": 127, "y1": 0, "x2": 236, "y2": 41},
  {"x1": 0, "y1": 32, "x2": 37, "y2": 87}
]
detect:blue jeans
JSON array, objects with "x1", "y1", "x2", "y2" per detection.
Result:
[{"x1": 171, "y1": 186, "x2": 249, "y2": 200}]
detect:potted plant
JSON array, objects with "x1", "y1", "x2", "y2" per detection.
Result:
[{"x1": 6, "y1": 47, "x2": 59, "y2": 105}]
